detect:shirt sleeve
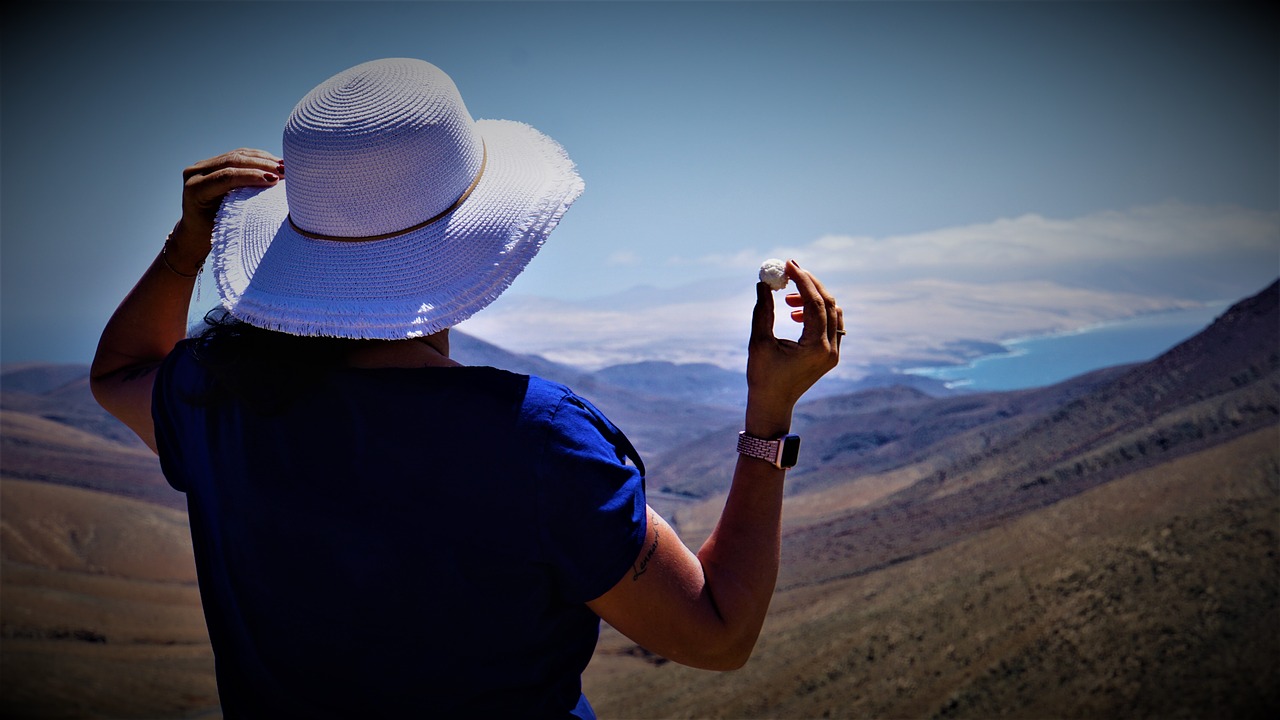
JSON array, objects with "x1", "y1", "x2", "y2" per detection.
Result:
[
  {"x1": 151, "y1": 344, "x2": 193, "y2": 493},
  {"x1": 534, "y1": 391, "x2": 648, "y2": 603}
]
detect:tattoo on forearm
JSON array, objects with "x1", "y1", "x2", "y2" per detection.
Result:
[
  {"x1": 121, "y1": 364, "x2": 159, "y2": 382},
  {"x1": 632, "y1": 521, "x2": 660, "y2": 581}
]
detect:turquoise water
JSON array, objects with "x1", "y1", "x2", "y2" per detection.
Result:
[{"x1": 903, "y1": 303, "x2": 1229, "y2": 392}]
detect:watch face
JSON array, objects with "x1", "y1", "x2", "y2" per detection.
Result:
[{"x1": 779, "y1": 435, "x2": 801, "y2": 468}]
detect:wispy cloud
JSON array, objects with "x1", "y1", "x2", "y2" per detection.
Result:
[
  {"x1": 683, "y1": 202, "x2": 1278, "y2": 280},
  {"x1": 460, "y1": 203, "x2": 1278, "y2": 376},
  {"x1": 606, "y1": 250, "x2": 643, "y2": 266}
]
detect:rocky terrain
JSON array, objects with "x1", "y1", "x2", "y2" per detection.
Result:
[
  {"x1": 586, "y1": 280, "x2": 1279, "y2": 719},
  {"x1": 2, "y1": 281, "x2": 1276, "y2": 718}
]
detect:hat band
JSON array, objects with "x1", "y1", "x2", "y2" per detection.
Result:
[{"x1": 287, "y1": 141, "x2": 488, "y2": 243}]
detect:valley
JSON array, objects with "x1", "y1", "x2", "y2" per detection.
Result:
[{"x1": 2, "y1": 281, "x2": 1276, "y2": 718}]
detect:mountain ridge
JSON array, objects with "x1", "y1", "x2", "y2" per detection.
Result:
[
  {"x1": 2, "y1": 280, "x2": 1276, "y2": 718},
  {"x1": 774, "y1": 280, "x2": 1277, "y2": 590}
]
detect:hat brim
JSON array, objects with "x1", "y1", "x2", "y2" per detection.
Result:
[{"x1": 211, "y1": 119, "x2": 583, "y2": 339}]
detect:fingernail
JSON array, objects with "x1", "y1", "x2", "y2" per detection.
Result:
[{"x1": 264, "y1": 172, "x2": 279, "y2": 182}]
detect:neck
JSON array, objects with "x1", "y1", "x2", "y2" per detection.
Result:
[{"x1": 344, "y1": 329, "x2": 459, "y2": 369}]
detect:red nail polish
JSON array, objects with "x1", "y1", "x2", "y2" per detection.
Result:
[{"x1": 264, "y1": 172, "x2": 279, "y2": 182}]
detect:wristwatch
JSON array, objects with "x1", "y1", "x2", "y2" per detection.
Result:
[{"x1": 737, "y1": 431, "x2": 801, "y2": 470}]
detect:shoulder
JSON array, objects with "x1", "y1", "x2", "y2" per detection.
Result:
[
  {"x1": 153, "y1": 338, "x2": 207, "y2": 397},
  {"x1": 522, "y1": 375, "x2": 645, "y2": 477},
  {"x1": 520, "y1": 374, "x2": 575, "y2": 414},
  {"x1": 520, "y1": 375, "x2": 606, "y2": 430}
]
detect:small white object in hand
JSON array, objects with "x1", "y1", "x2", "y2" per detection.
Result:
[{"x1": 759, "y1": 258, "x2": 789, "y2": 291}]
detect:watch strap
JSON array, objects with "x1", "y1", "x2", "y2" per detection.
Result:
[{"x1": 737, "y1": 431, "x2": 800, "y2": 469}]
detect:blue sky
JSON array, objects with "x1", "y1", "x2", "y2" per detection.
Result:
[{"x1": 2, "y1": 1, "x2": 1277, "y2": 373}]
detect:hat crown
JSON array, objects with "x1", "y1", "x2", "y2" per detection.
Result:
[{"x1": 283, "y1": 58, "x2": 484, "y2": 238}]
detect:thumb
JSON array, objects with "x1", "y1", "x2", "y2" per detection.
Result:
[{"x1": 751, "y1": 281, "x2": 776, "y2": 343}]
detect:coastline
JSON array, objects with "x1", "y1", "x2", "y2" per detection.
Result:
[{"x1": 901, "y1": 301, "x2": 1229, "y2": 391}]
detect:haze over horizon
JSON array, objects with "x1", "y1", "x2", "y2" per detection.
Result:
[{"x1": 3, "y1": 2, "x2": 1276, "y2": 374}]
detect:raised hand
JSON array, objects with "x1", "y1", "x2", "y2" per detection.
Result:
[
  {"x1": 746, "y1": 259, "x2": 842, "y2": 435},
  {"x1": 91, "y1": 149, "x2": 282, "y2": 450},
  {"x1": 167, "y1": 149, "x2": 282, "y2": 275}
]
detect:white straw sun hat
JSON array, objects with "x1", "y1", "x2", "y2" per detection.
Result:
[{"x1": 211, "y1": 58, "x2": 584, "y2": 339}]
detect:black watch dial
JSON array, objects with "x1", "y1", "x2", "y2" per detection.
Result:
[{"x1": 779, "y1": 435, "x2": 801, "y2": 468}]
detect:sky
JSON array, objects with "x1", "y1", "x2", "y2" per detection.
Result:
[{"x1": 2, "y1": 1, "x2": 1277, "y2": 378}]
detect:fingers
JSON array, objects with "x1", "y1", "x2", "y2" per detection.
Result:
[
  {"x1": 184, "y1": 149, "x2": 282, "y2": 198},
  {"x1": 786, "y1": 293, "x2": 806, "y2": 324},
  {"x1": 181, "y1": 149, "x2": 283, "y2": 225},
  {"x1": 745, "y1": 261, "x2": 842, "y2": 408},
  {"x1": 183, "y1": 148, "x2": 281, "y2": 182},
  {"x1": 750, "y1": 281, "x2": 777, "y2": 343},
  {"x1": 185, "y1": 165, "x2": 280, "y2": 206},
  {"x1": 752, "y1": 259, "x2": 843, "y2": 343},
  {"x1": 786, "y1": 260, "x2": 837, "y2": 347}
]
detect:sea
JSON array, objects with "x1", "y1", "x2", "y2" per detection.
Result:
[{"x1": 903, "y1": 302, "x2": 1231, "y2": 392}]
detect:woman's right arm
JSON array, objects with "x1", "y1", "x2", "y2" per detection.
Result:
[
  {"x1": 587, "y1": 261, "x2": 842, "y2": 670},
  {"x1": 90, "y1": 150, "x2": 282, "y2": 452}
]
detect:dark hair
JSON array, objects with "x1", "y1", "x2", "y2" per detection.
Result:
[{"x1": 189, "y1": 309, "x2": 360, "y2": 414}]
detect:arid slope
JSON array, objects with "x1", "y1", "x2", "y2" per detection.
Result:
[
  {"x1": 3, "y1": 282, "x2": 1276, "y2": 718},
  {"x1": 586, "y1": 427, "x2": 1278, "y2": 718},
  {"x1": 586, "y1": 281, "x2": 1280, "y2": 718}
]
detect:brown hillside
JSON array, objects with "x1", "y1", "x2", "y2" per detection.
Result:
[
  {"x1": 0, "y1": 479, "x2": 216, "y2": 719},
  {"x1": 778, "y1": 281, "x2": 1277, "y2": 594},
  {"x1": 2, "y1": 367, "x2": 151, "y2": 449},
  {"x1": 1, "y1": 409, "x2": 181, "y2": 512},
  {"x1": 586, "y1": 426, "x2": 1279, "y2": 719},
  {"x1": 647, "y1": 361, "x2": 1134, "y2": 505},
  {"x1": 1, "y1": 282, "x2": 1276, "y2": 718},
  {"x1": 586, "y1": 280, "x2": 1279, "y2": 717},
  {"x1": 1, "y1": 373, "x2": 213, "y2": 718},
  {"x1": 653, "y1": 282, "x2": 1277, "y2": 514}
]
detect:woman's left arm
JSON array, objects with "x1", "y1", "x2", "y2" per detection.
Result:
[{"x1": 90, "y1": 149, "x2": 281, "y2": 452}]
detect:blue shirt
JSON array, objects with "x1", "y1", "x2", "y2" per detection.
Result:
[{"x1": 153, "y1": 341, "x2": 647, "y2": 718}]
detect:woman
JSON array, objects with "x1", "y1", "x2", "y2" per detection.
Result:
[{"x1": 91, "y1": 58, "x2": 842, "y2": 718}]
